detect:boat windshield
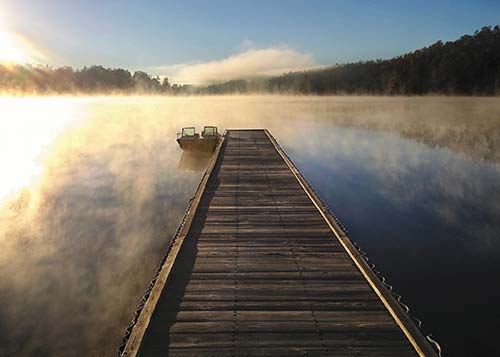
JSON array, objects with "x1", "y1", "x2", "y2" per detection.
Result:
[
  {"x1": 182, "y1": 127, "x2": 196, "y2": 137},
  {"x1": 203, "y1": 126, "x2": 217, "y2": 136}
]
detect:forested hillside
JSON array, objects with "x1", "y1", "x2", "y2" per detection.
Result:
[
  {"x1": 1, "y1": 26, "x2": 499, "y2": 95},
  {"x1": 0, "y1": 65, "x2": 192, "y2": 94},
  {"x1": 207, "y1": 26, "x2": 500, "y2": 95}
]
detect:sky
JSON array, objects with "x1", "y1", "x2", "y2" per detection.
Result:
[{"x1": 0, "y1": 0, "x2": 499, "y2": 84}]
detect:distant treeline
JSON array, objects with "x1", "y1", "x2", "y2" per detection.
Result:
[
  {"x1": 204, "y1": 26, "x2": 500, "y2": 95},
  {"x1": 1, "y1": 26, "x2": 499, "y2": 95},
  {"x1": 0, "y1": 65, "x2": 192, "y2": 94}
]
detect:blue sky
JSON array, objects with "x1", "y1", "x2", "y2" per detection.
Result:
[{"x1": 1, "y1": 0, "x2": 499, "y2": 83}]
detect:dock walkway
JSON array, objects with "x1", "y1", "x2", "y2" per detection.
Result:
[{"x1": 122, "y1": 129, "x2": 436, "y2": 356}]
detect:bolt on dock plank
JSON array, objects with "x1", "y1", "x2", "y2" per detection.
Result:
[{"x1": 122, "y1": 129, "x2": 437, "y2": 356}]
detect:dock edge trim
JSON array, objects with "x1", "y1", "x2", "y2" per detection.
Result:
[
  {"x1": 120, "y1": 132, "x2": 227, "y2": 356},
  {"x1": 265, "y1": 129, "x2": 437, "y2": 357}
]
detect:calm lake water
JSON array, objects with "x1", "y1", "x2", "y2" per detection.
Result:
[{"x1": 0, "y1": 96, "x2": 499, "y2": 356}]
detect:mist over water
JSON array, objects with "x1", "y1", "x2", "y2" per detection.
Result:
[{"x1": 0, "y1": 95, "x2": 499, "y2": 356}]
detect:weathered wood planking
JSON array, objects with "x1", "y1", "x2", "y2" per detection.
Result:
[{"x1": 123, "y1": 129, "x2": 437, "y2": 357}]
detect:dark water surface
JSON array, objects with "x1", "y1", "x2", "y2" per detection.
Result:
[{"x1": 0, "y1": 96, "x2": 499, "y2": 356}]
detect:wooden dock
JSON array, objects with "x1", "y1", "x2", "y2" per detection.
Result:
[{"x1": 122, "y1": 129, "x2": 437, "y2": 356}]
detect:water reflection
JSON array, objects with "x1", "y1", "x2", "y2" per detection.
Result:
[
  {"x1": 286, "y1": 126, "x2": 500, "y2": 357},
  {"x1": 178, "y1": 151, "x2": 213, "y2": 172},
  {"x1": 0, "y1": 97, "x2": 85, "y2": 203},
  {"x1": 0, "y1": 99, "x2": 206, "y2": 356},
  {"x1": 0, "y1": 96, "x2": 499, "y2": 356}
]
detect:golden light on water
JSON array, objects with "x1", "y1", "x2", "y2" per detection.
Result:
[
  {"x1": 0, "y1": 97, "x2": 83, "y2": 203},
  {"x1": 0, "y1": 96, "x2": 499, "y2": 356}
]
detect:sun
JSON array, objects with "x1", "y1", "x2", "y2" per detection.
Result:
[
  {"x1": 0, "y1": 13, "x2": 43, "y2": 64},
  {"x1": 0, "y1": 30, "x2": 29, "y2": 63}
]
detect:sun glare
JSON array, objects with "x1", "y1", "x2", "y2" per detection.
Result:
[
  {"x1": 0, "y1": 28, "x2": 46, "y2": 64},
  {"x1": 0, "y1": 13, "x2": 45, "y2": 64},
  {"x1": 0, "y1": 30, "x2": 29, "y2": 62},
  {"x1": 0, "y1": 97, "x2": 83, "y2": 204}
]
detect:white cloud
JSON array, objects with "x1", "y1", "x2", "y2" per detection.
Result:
[{"x1": 150, "y1": 46, "x2": 319, "y2": 85}]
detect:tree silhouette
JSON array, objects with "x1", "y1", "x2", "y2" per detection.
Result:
[{"x1": 0, "y1": 26, "x2": 499, "y2": 95}]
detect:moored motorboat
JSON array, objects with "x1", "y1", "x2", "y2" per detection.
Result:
[{"x1": 176, "y1": 126, "x2": 221, "y2": 152}]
